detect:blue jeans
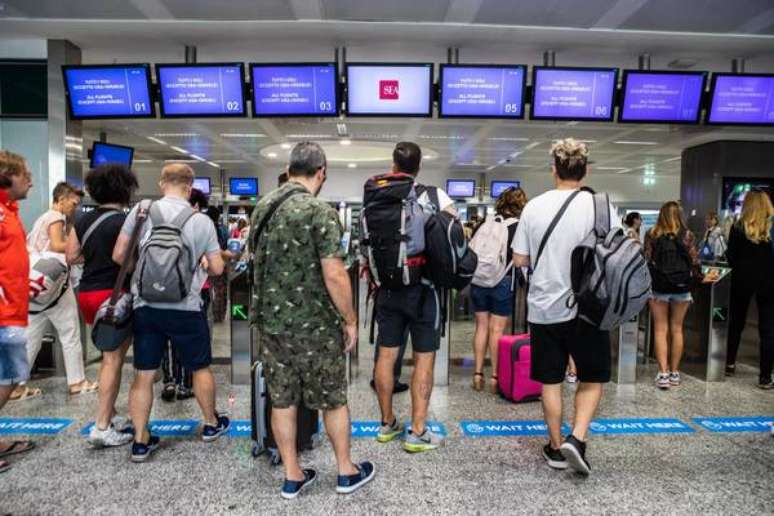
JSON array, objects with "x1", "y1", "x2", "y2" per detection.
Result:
[{"x1": 0, "y1": 326, "x2": 29, "y2": 386}]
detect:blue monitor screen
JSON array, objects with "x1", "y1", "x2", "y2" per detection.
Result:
[
  {"x1": 63, "y1": 65, "x2": 154, "y2": 119},
  {"x1": 446, "y1": 179, "x2": 476, "y2": 198},
  {"x1": 193, "y1": 177, "x2": 211, "y2": 195},
  {"x1": 531, "y1": 67, "x2": 618, "y2": 121},
  {"x1": 90, "y1": 142, "x2": 134, "y2": 168},
  {"x1": 620, "y1": 71, "x2": 706, "y2": 123},
  {"x1": 251, "y1": 64, "x2": 338, "y2": 116},
  {"x1": 157, "y1": 64, "x2": 246, "y2": 117},
  {"x1": 440, "y1": 65, "x2": 526, "y2": 118},
  {"x1": 708, "y1": 74, "x2": 774, "y2": 125},
  {"x1": 491, "y1": 180, "x2": 521, "y2": 199},
  {"x1": 229, "y1": 177, "x2": 258, "y2": 196}
]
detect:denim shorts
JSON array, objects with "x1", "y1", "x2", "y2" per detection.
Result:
[
  {"x1": 471, "y1": 275, "x2": 514, "y2": 317},
  {"x1": 0, "y1": 326, "x2": 29, "y2": 386},
  {"x1": 132, "y1": 307, "x2": 212, "y2": 372},
  {"x1": 652, "y1": 291, "x2": 693, "y2": 304}
]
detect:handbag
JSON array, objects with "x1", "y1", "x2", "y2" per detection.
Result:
[{"x1": 92, "y1": 201, "x2": 151, "y2": 352}]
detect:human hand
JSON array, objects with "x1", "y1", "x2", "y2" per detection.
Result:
[
  {"x1": 200, "y1": 255, "x2": 209, "y2": 270},
  {"x1": 343, "y1": 322, "x2": 358, "y2": 353}
]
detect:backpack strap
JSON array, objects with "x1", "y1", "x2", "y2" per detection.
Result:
[
  {"x1": 170, "y1": 206, "x2": 198, "y2": 231},
  {"x1": 592, "y1": 192, "x2": 611, "y2": 236},
  {"x1": 533, "y1": 190, "x2": 581, "y2": 271},
  {"x1": 81, "y1": 210, "x2": 121, "y2": 250},
  {"x1": 251, "y1": 189, "x2": 306, "y2": 249},
  {"x1": 107, "y1": 201, "x2": 151, "y2": 310}
]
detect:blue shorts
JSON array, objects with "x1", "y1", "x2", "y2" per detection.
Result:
[
  {"x1": 0, "y1": 326, "x2": 29, "y2": 386},
  {"x1": 133, "y1": 307, "x2": 212, "y2": 372},
  {"x1": 652, "y1": 292, "x2": 693, "y2": 304},
  {"x1": 471, "y1": 276, "x2": 514, "y2": 317}
]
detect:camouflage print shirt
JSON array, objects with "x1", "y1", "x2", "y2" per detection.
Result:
[{"x1": 250, "y1": 181, "x2": 346, "y2": 344}]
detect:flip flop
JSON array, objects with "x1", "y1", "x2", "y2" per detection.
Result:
[
  {"x1": 0, "y1": 440, "x2": 35, "y2": 459},
  {"x1": 0, "y1": 460, "x2": 10, "y2": 473},
  {"x1": 68, "y1": 380, "x2": 99, "y2": 397},
  {"x1": 9, "y1": 386, "x2": 42, "y2": 402}
]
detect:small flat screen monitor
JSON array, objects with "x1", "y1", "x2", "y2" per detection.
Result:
[
  {"x1": 251, "y1": 63, "x2": 339, "y2": 117},
  {"x1": 722, "y1": 177, "x2": 774, "y2": 216},
  {"x1": 89, "y1": 142, "x2": 134, "y2": 168},
  {"x1": 229, "y1": 177, "x2": 258, "y2": 196},
  {"x1": 708, "y1": 74, "x2": 774, "y2": 125},
  {"x1": 446, "y1": 179, "x2": 476, "y2": 198},
  {"x1": 490, "y1": 180, "x2": 520, "y2": 199},
  {"x1": 62, "y1": 64, "x2": 155, "y2": 119},
  {"x1": 531, "y1": 67, "x2": 618, "y2": 121},
  {"x1": 156, "y1": 63, "x2": 246, "y2": 117},
  {"x1": 439, "y1": 65, "x2": 527, "y2": 118},
  {"x1": 193, "y1": 177, "x2": 211, "y2": 195},
  {"x1": 346, "y1": 63, "x2": 433, "y2": 116},
  {"x1": 619, "y1": 70, "x2": 707, "y2": 124}
]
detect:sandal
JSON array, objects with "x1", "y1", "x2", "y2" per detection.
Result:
[
  {"x1": 68, "y1": 380, "x2": 99, "y2": 397},
  {"x1": 0, "y1": 440, "x2": 35, "y2": 459},
  {"x1": 0, "y1": 460, "x2": 10, "y2": 474},
  {"x1": 9, "y1": 386, "x2": 42, "y2": 402},
  {"x1": 489, "y1": 375, "x2": 499, "y2": 395},
  {"x1": 472, "y1": 372, "x2": 484, "y2": 392}
]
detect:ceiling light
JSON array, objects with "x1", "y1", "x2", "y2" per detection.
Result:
[
  {"x1": 189, "y1": 154, "x2": 207, "y2": 162},
  {"x1": 613, "y1": 141, "x2": 659, "y2": 146},
  {"x1": 154, "y1": 133, "x2": 199, "y2": 138},
  {"x1": 215, "y1": 159, "x2": 248, "y2": 164},
  {"x1": 662, "y1": 156, "x2": 681, "y2": 162},
  {"x1": 595, "y1": 166, "x2": 627, "y2": 171},
  {"x1": 339, "y1": 139, "x2": 352, "y2": 146},
  {"x1": 169, "y1": 145, "x2": 189, "y2": 154},
  {"x1": 347, "y1": 163, "x2": 357, "y2": 169},
  {"x1": 219, "y1": 133, "x2": 266, "y2": 138},
  {"x1": 164, "y1": 159, "x2": 198, "y2": 163},
  {"x1": 280, "y1": 143, "x2": 292, "y2": 150},
  {"x1": 267, "y1": 152, "x2": 278, "y2": 158},
  {"x1": 147, "y1": 137, "x2": 168, "y2": 145},
  {"x1": 133, "y1": 159, "x2": 154, "y2": 163},
  {"x1": 487, "y1": 137, "x2": 530, "y2": 142},
  {"x1": 285, "y1": 134, "x2": 331, "y2": 139},
  {"x1": 207, "y1": 162, "x2": 220, "y2": 168}
]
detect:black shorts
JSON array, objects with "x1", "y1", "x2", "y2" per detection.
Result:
[
  {"x1": 375, "y1": 284, "x2": 440, "y2": 354},
  {"x1": 530, "y1": 319, "x2": 611, "y2": 384},
  {"x1": 133, "y1": 307, "x2": 212, "y2": 372}
]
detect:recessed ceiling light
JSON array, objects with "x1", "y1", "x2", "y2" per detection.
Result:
[
  {"x1": 154, "y1": 133, "x2": 199, "y2": 138},
  {"x1": 267, "y1": 152, "x2": 278, "y2": 158},
  {"x1": 347, "y1": 163, "x2": 357, "y2": 169},
  {"x1": 280, "y1": 143, "x2": 292, "y2": 150},
  {"x1": 340, "y1": 139, "x2": 352, "y2": 146},
  {"x1": 613, "y1": 141, "x2": 659, "y2": 146},
  {"x1": 207, "y1": 162, "x2": 220, "y2": 168},
  {"x1": 595, "y1": 166, "x2": 628, "y2": 170},
  {"x1": 147, "y1": 136, "x2": 168, "y2": 145},
  {"x1": 169, "y1": 145, "x2": 189, "y2": 154},
  {"x1": 220, "y1": 133, "x2": 266, "y2": 138},
  {"x1": 133, "y1": 159, "x2": 153, "y2": 163},
  {"x1": 163, "y1": 159, "x2": 199, "y2": 163}
]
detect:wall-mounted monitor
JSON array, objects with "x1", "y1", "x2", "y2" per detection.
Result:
[
  {"x1": 722, "y1": 177, "x2": 774, "y2": 216},
  {"x1": 490, "y1": 180, "x2": 521, "y2": 199},
  {"x1": 619, "y1": 70, "x2": 707, "y2": 124},
  {"x1": 439, "y1": 65, "x2": 527, "y2": 118},
  {"x1": 251, "y1": 63, "x2": 339, "y2": 117},
  {"x1": 193, "y1": 177, "x2": 211, "y2": 195},
  {"x1": 89, "y1": 142, "x2": 134, "y2": 168},
  {"x1": 707, "y1": 74, "x2": 774, "y2": 125},
  {"x1": 229, "y1": 177, "x2": 258, "y2": 196},
  {"x1": 62, "y1": 64, "x2": 155, "y2": 119},
  {"x1": 446, "y1": 179, "x2": 476, "y2": 198},
  {"x1": 156, "y1": 63, "x2": 246, "y2": 118},
  {"x1": 531, "y1": 67, "x2": 618, "y2": 121},
  {"x1": 346, "y1": 63, "x2": 433, "y2": 117}
]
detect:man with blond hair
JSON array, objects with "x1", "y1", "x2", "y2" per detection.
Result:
[{"x1": 113, "y1": 163, "x2": 227, "y2": 462}]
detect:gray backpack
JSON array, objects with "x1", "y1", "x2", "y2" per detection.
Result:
[
  {"x1": 135, "y1": 201, "x2": 198, "y2": 303},
  {"x1": 568, "y1": 192, "x2": 652, "y2": 330}
]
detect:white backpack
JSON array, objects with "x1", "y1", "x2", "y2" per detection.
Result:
[{"x1": 470, "y1": 215, "x2": 518, "y2": 288}]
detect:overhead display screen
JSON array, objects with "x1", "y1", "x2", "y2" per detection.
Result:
[
  {"x1": 230, "y1": 177, "x2": 258, "y2": 196},
  {"x1": 63, "y1": 64, "x2": 154, "y2": 119},
  {"x1": 89, "y1": 142, "x2": 134, "y2": 168},
  {"x1": 491, "y1": 180, "x2": 521, "y2": 199},
  {"x1": 446, "y1": 179, "x2": 476, "y2": 198},
  {"x1": 193, "y1": 177, "x2": 211, "y2": 194},
  {"x1": 156, "y1": 63, "x2": 246, "y2": 117},
  {"x1": 708, "y1": 74, "x2": 774, "y2": 125},
  {"x1": 620, "y1": 71, "x2": 706, "y2": 124},
  {"x1": 346, "y1": 63, "x2": 433, "y2": 116},
  {"x1": 531, "y1": 67, "x2": 618, "y2": 121},
  {"x1": 251, "y1": 63, "x2": 338, "y2": 117},
  {"x1": 439, "y1": 65, "x2": 526, "y2": 118}
]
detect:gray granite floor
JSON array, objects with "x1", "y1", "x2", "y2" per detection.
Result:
[{"x1": 1, "y1": 351, "x2": 773, "y2": 515}]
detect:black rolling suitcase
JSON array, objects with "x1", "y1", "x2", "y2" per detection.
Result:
[{"x1": 250, "y1": 361, "x2": 319, "y2": 465}]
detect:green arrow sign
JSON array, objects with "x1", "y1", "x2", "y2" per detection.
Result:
[{"x1": 232, "y1": 304, "x2": 247, "y2": 321}]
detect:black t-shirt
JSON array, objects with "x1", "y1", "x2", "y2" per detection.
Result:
[{"x1": 75, "y1": 207, "x2": 126, "y2": 292}]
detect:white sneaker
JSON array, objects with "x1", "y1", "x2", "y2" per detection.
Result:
[
  {"x1": 669, "y1": 372, "x2": 681, "y2": 386},
  {"x1": 111, "y1": 415, "x2": 131, "y2": 432},
  {"x1": 565, "y1": 372, "x2": 578, "y2": 384},
  {"x1": 88, "y1": 424, "x2": 133, "y2": 448},
  {"x1": 655, "y1": 373, "x2": 671, "y2": 390}
]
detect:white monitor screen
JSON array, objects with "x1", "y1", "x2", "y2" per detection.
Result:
[{"x1": 346, "y1": 64, "x2": 433, "y2": 116}]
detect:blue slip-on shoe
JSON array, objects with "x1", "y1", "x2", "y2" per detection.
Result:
[
  {"x1": 280, "y1": 469, "x2": 317, "y2": 500},
  {"x1": 130, "y1": 434, "x2": 160, "y2": 463},
  {"x1": 202, "y1": 413, "x2": 230, "y2": 442},
  {"x1": 336, "y1": 461, "x2": 375, "y2": 494}
]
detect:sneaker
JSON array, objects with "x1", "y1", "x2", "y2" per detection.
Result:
[
  {"x1": 202, "y1": 413, "x2": 230, "y2": 442},
  {"x1": 559, "y1": 435, "x2": 591, "y2": 476},
  {"x1": 542, "y1": 444, "x2": 567, "y2": 470},
  {"x1": 336, "y1": 461, "x2": 376, "y2": 494},
  {"x1": 402, "y1": 428, "x2": 443, "y2": 453},
  {"x1": 725, "y1": 364, "x2": 736, "y2": 377},
  {"x1": 280, "y1": 469, "x2": 317, "y2": 500},
  {"x1": 655, "y1": 373, "x2": 671, "y2": 390},
  {"x1": 757, "y1": 377, "x2": 774, "y2": 390},
  {"x1": 110, "y1": 415, "x2": 132, "y2": 433},
  {"x1": 176, "y1": 386, "x2": 194, "y2": 400},
  {"x1": 161, "y1": 383, "x2": 176, "y2": 402},
  {"x1": 669, "y1": 372, "x2": 681, "y2": 386},
  {"x1": 565, "y1": 372, "x2": 578, "y2": 384},
  {"x1": 131, "y1": 435, "x2": 160, "y2": 463},
  {"x1": 88, "y1": 424, "x2": 133, "y2": 448},
  {"x1": 376, "y1": 417, "x2": 402, "y2": 443}
]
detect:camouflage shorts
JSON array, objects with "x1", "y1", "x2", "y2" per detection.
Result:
[{"x1": 260, "y1": 333, "x2": 347, "y2": 410}]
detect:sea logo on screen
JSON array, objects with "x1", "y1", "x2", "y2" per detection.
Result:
[{"x1": 379, "y1": 80, "x2": 399, "y2": 100}]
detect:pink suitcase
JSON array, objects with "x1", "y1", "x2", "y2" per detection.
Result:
[{"x1": 497, "y1": 334, "x2": 542, "y2": 402}]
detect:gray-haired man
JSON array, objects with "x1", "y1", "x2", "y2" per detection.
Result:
[{"x1": 250, "y1": 142, "x2": 375, "y2": 499}]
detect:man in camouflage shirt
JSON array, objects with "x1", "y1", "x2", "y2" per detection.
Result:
[{"x1": 250, "y1": 141, "x2": 374, "y2": 499}]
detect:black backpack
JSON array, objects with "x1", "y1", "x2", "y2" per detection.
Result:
[
  {"x1": 417, "y1": 186, "x2": 478, "y2": 290},
  {"x1": 650, "y1": 232, "x2": 693, "y2": 294}
]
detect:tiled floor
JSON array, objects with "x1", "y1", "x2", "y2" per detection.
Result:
[{"x1": 1, "y1": 345, "x2": 772, "y2": 515}]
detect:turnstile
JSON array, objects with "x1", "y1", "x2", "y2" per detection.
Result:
[
  {"x1": 229, "y1": 264, "x2": 252, "y2": 385},
  {"x1": 611, "y1": 315, "x2": 639, "y2": 384}
]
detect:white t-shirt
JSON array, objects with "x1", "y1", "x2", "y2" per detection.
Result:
[
  {"x1": 27, "y1": 209, "x2": 66, "y2": 254},
  {"x1": 512, "y1": 189, "x2": 619, "y2": 324},
  {"x1": 418, "y1": 186, "x2": 454, "y2": 212}
]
